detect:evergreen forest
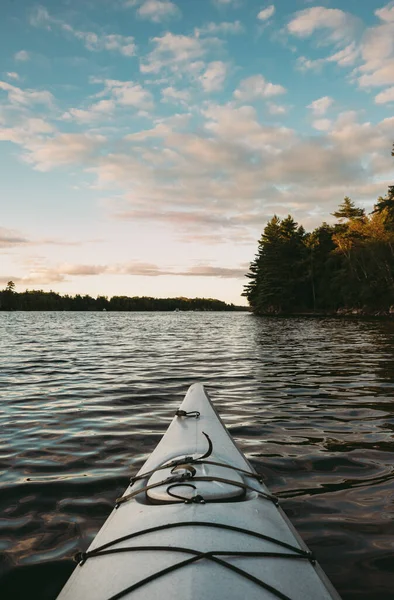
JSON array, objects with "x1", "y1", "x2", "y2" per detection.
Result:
[
  {"x1": 244, "y1": 144, "x2": 394, "y2": 316},
  {"x1": 0, "y1": 285, "x2": 245, "y2": 312}
]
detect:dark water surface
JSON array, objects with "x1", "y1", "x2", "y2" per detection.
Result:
[{"x1": 1, "y1": 312, "x2": 394, "y2": 599}]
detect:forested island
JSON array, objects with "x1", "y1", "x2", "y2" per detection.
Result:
[
  {"x1": 0, "y1": 285, "x2": 246, "y2": 312},
  {"x1": 244, "y1": 144, "x2": 394, "y2": 317}
]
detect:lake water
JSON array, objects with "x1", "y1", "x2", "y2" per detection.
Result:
[{"x1": 1, "y1": 311, "x2": 393, "y2": 599}]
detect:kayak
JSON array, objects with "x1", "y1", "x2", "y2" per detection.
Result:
[{"x1": 57, "y1": 383, "x2": 341, "y2": 600}]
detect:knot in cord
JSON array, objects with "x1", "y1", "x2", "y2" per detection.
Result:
[
  {"x1": 186, "y1": 494, "x2": 206, "y2": 504},
  {"x1": 175, "y1": 410, "x2": 200, "y2": 419},
  {"x1": 74, "y1": 551, "x2": 87, "y2": 566}
]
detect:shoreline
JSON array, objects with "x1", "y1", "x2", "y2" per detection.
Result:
[{"x1": 252, "y1": 308, "x2": 394, "y2": 319}]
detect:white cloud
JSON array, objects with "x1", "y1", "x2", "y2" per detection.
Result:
[
  {"x1": 233, "y1": 74, "x2": 286, "y2": 101},
  {"x1": 0, "y1": 81, "x2": 54, "y2": 107},
  {"x1": 0, "y1": 118, "x2": 55, "y2": 146},
  {"x1": 327, "y1": 42, "x2": 360, "y2": 67},
  {"x1": 375, "y1": 86, "x2": 394, "y2": 103},
  {"x1": 257, "y1": 5, "x2": 275, "y2": 22},
  {"x1": 161, "y1": 86, "x2": 191, "y2": 104},
  {"x1": 14, "y1": 50, "x2": 30, "y2": 61},
  {"x1": 6, "y1": 72, "x2": 20, "y2": 81},
  {"x1": 0, "y1": 227, "x2": 31, "y2": 248},
  {"x1": 307, "y1": 96, "x2": 333, "y2": 116},
  {"x1": 213, "y1": 0, "x2": 241, "y2": 6},
  {"x1": 312, "y1": 119, "x2": 332, "y2": 131},
  {"x1": 375, "y1": 2, "x2": 394, "y2": 23},
  {"x1": 141, "y1": 32, "x2": 214, "y2": 74},
  {"x1": 30, "y1": 7, "x2": 136, "y2": 56},
  {"x1": 29, "y1": 5, "x2": 51, "y2": 28},
  {"x1": 356, "y1": 19, "x2": 394, "y2": 89},
  {"x1": 101, "y1": 80, "x2": 154, "y2": 110},
  {"x1": 297, "y1": 44, "x2": 359, "y2": 71},
  {"x1": 267, "y1": 103, "x2": 287, "y2": 115},
  {"x1": 22, "y1": 133, "x2": 106, "y2": 171},
  {"x1": 64, "y1": 27, "x2": 136, "y2": 56},
  {"x1": 296, "y1": 56, "x2": 324, "y2": 72},
  {"x1": 89, "y1": 106, "x2": 394, "y2": 242},
  {"x1": 195, "y1": 20, "x2": 243, "y2": 36},
  {"x1": 287, "y1": 7, "x2": 358, "y2": 44},
  {"x1": 62, "y1": 99, "x2": 116, "y2": 123},
  {"x1": 199, "y1": 61, "x2": 227, "y2": 92},
  {"x1": 358, "y1": 60, "x2": 394, "y2": 87},
  {"x1": 1, "y1": 259, "x2": 246, "y2": 286},
  {"x1": 137, "y1": 0, "x2": 180, "y2": 22},
  {"x1": 0, "y1": 226, "x2": 81, "y2": 249}
]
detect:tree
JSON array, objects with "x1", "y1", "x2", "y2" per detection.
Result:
[
  {"x1": 332, "y1": 197, "x2": 365, "y2": 221},
  {"x1": 6, "y1": 281, "x2": 15, "y2": 292},
  {"x1": 244, "y1": 215, "x2": 308, "y2": 313},
  {"x1": 372, "y1": 143, "x2": 394, "y2": 226}
]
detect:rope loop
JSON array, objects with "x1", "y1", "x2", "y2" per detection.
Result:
[
  {"x1": 167, "y1": 483, "x2": 196, "y2": 501},
  {"x1": 170, "y1": 464, "x2": 196, "y2": 477}
]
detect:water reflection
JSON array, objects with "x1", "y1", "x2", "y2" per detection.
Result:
[{"x1": 1, "y1": 312, "x2": 394, "y2": 599}]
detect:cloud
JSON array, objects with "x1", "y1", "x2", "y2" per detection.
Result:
[
  {"x1": 61, "y1": 99, "x2": 116, "y2": 123},
  {"x1": 88, "y1": 104, "x2": 394, "y2": 243},
  {"x1": 0, "y1": 227, "x2": 31, "y2": 248},
  {"x1": 289, "y1": 5, "x2": 392, "y2": 95},
  {"x1": 0, "y1": 117, "x2": 54, "y2": 141},
  {"x1": 0, "y1": 81, "x2": 54, "y2": 107},
  {"x1": 307, "y1": 96, "x2": 333, "y2": 116},
  {"x1": 375, "y1": 86, "x2": 394, "y2": 103},
  {"x1": 296, "y1": 56, "x2": 324, "y2": 72},
  {"x1": 99, "y1": 79, "x2": 154, "y2": 110},
  {"x1": 356, "y1": 19, "x2": 394, "y2": 89},
  {"x1": 14, "y1": 50, "x2": 30, "y2": 61},
  {"x1": 6, "y1": 72, "x2": 20, "y2": 81},
  {"x1": 358, "y1": 60, "x2": 394, "y2": 87},
  {"x1": 161, "y1": 86, "x2": 191, "y2": 104},
  {"x1": 140, "y1": 32, "x2": 216, "y2": 74},
  {"x1": 233, "y1": 74, "x2": 286, "y2": 101},
  {"x1": 326, "y1": 42, "x2": 360, "y2": 67},
  {"x1": 287, "y1": 7, "x2": 359, "y2": 44},
  {"x1": 0, "y1": 226, "x2": 82, "y2": 248},
  {"x1": 20, "y1": 133, "x2": 106, "y2": 171},
  {"x1": 257, "y1": 5, "x2": 275, "y2": 22},
  {"x1": 375, "y1": 2, "x2": 394, "y2": 23},
  {"x1": 29, "y1": 5, "x2": 51, "y2": 28},
  {"x1": 30, "y1": 6, "x2": 136, "y2": 56},
  {"x1": 199, "y1": 61, "x2": 227, "y2": 92},
  {"x1": 137, "y1": 0, "x2": 180, "y2": 22},
  {"x1": 267, "y1": 103, "x2": 287, "y2": 115},
  {"x1": 213, "y1": 0, "x2": 241, "y2": 6},
  {"x1": 195, "y1": 21, "x2": 243, "y2": 35},
  {"x1": 63, "y1": 27, "x2": 136, "y2": 56},
  {"x1": 179, "y1": 265, "x2": 246, "y2": 278},
  {"x1": 312, "y1": 119, "x2": 332, "y2": 131},
  {"x1": 1, "y1": 260, "x2": 246, "y2": 286}
]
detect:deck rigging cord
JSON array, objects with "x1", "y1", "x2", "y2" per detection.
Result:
[
  {"x1": 75, "y1": 522, "x2": 316, "y2": 600},
  {"x1": 73, "y1": 405, "x2": 317, "y2": 600}
]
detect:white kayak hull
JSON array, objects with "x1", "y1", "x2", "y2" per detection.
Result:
[{"x1": 57, "y1": 383, "x2": 341, "y2": 600}]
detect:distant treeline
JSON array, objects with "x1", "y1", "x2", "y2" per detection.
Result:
[
  {"x1": 0, "y1": 286, "x2": 246, "y2": 312},
  {"x1": 244, "y1": 144, "x2": 394, "y2": 316}
]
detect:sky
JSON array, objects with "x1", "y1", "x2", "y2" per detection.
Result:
[{"x1": 1, "y1": 0, "x2": 394, "y2": 305}]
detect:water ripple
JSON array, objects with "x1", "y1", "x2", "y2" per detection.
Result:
[{"x1": 1, "y1": 312, "x2": 394, "y2": 599}]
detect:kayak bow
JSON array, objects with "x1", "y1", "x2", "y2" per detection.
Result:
[{"x1": 57, "y1": 383, "x2": 341, "y2": 600}]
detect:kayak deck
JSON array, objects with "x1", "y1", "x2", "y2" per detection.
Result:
[{"x1": 57, "y1": 383, "x2": 341, "y2": 600}]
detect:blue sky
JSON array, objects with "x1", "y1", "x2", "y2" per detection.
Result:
[{"x1": 1, "y1": 0, "x2": 394, "y2": 304}]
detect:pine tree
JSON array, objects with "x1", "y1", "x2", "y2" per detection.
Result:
[
  {"x1": 244, "y1": 215, "x2": 308, "y2": 313},
  {"x1": 332, "y1": 197, "x2": 365, "y2": 221},
  {"x1": 372, "y1": 144, "x2": 394, "y2": 226}
]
